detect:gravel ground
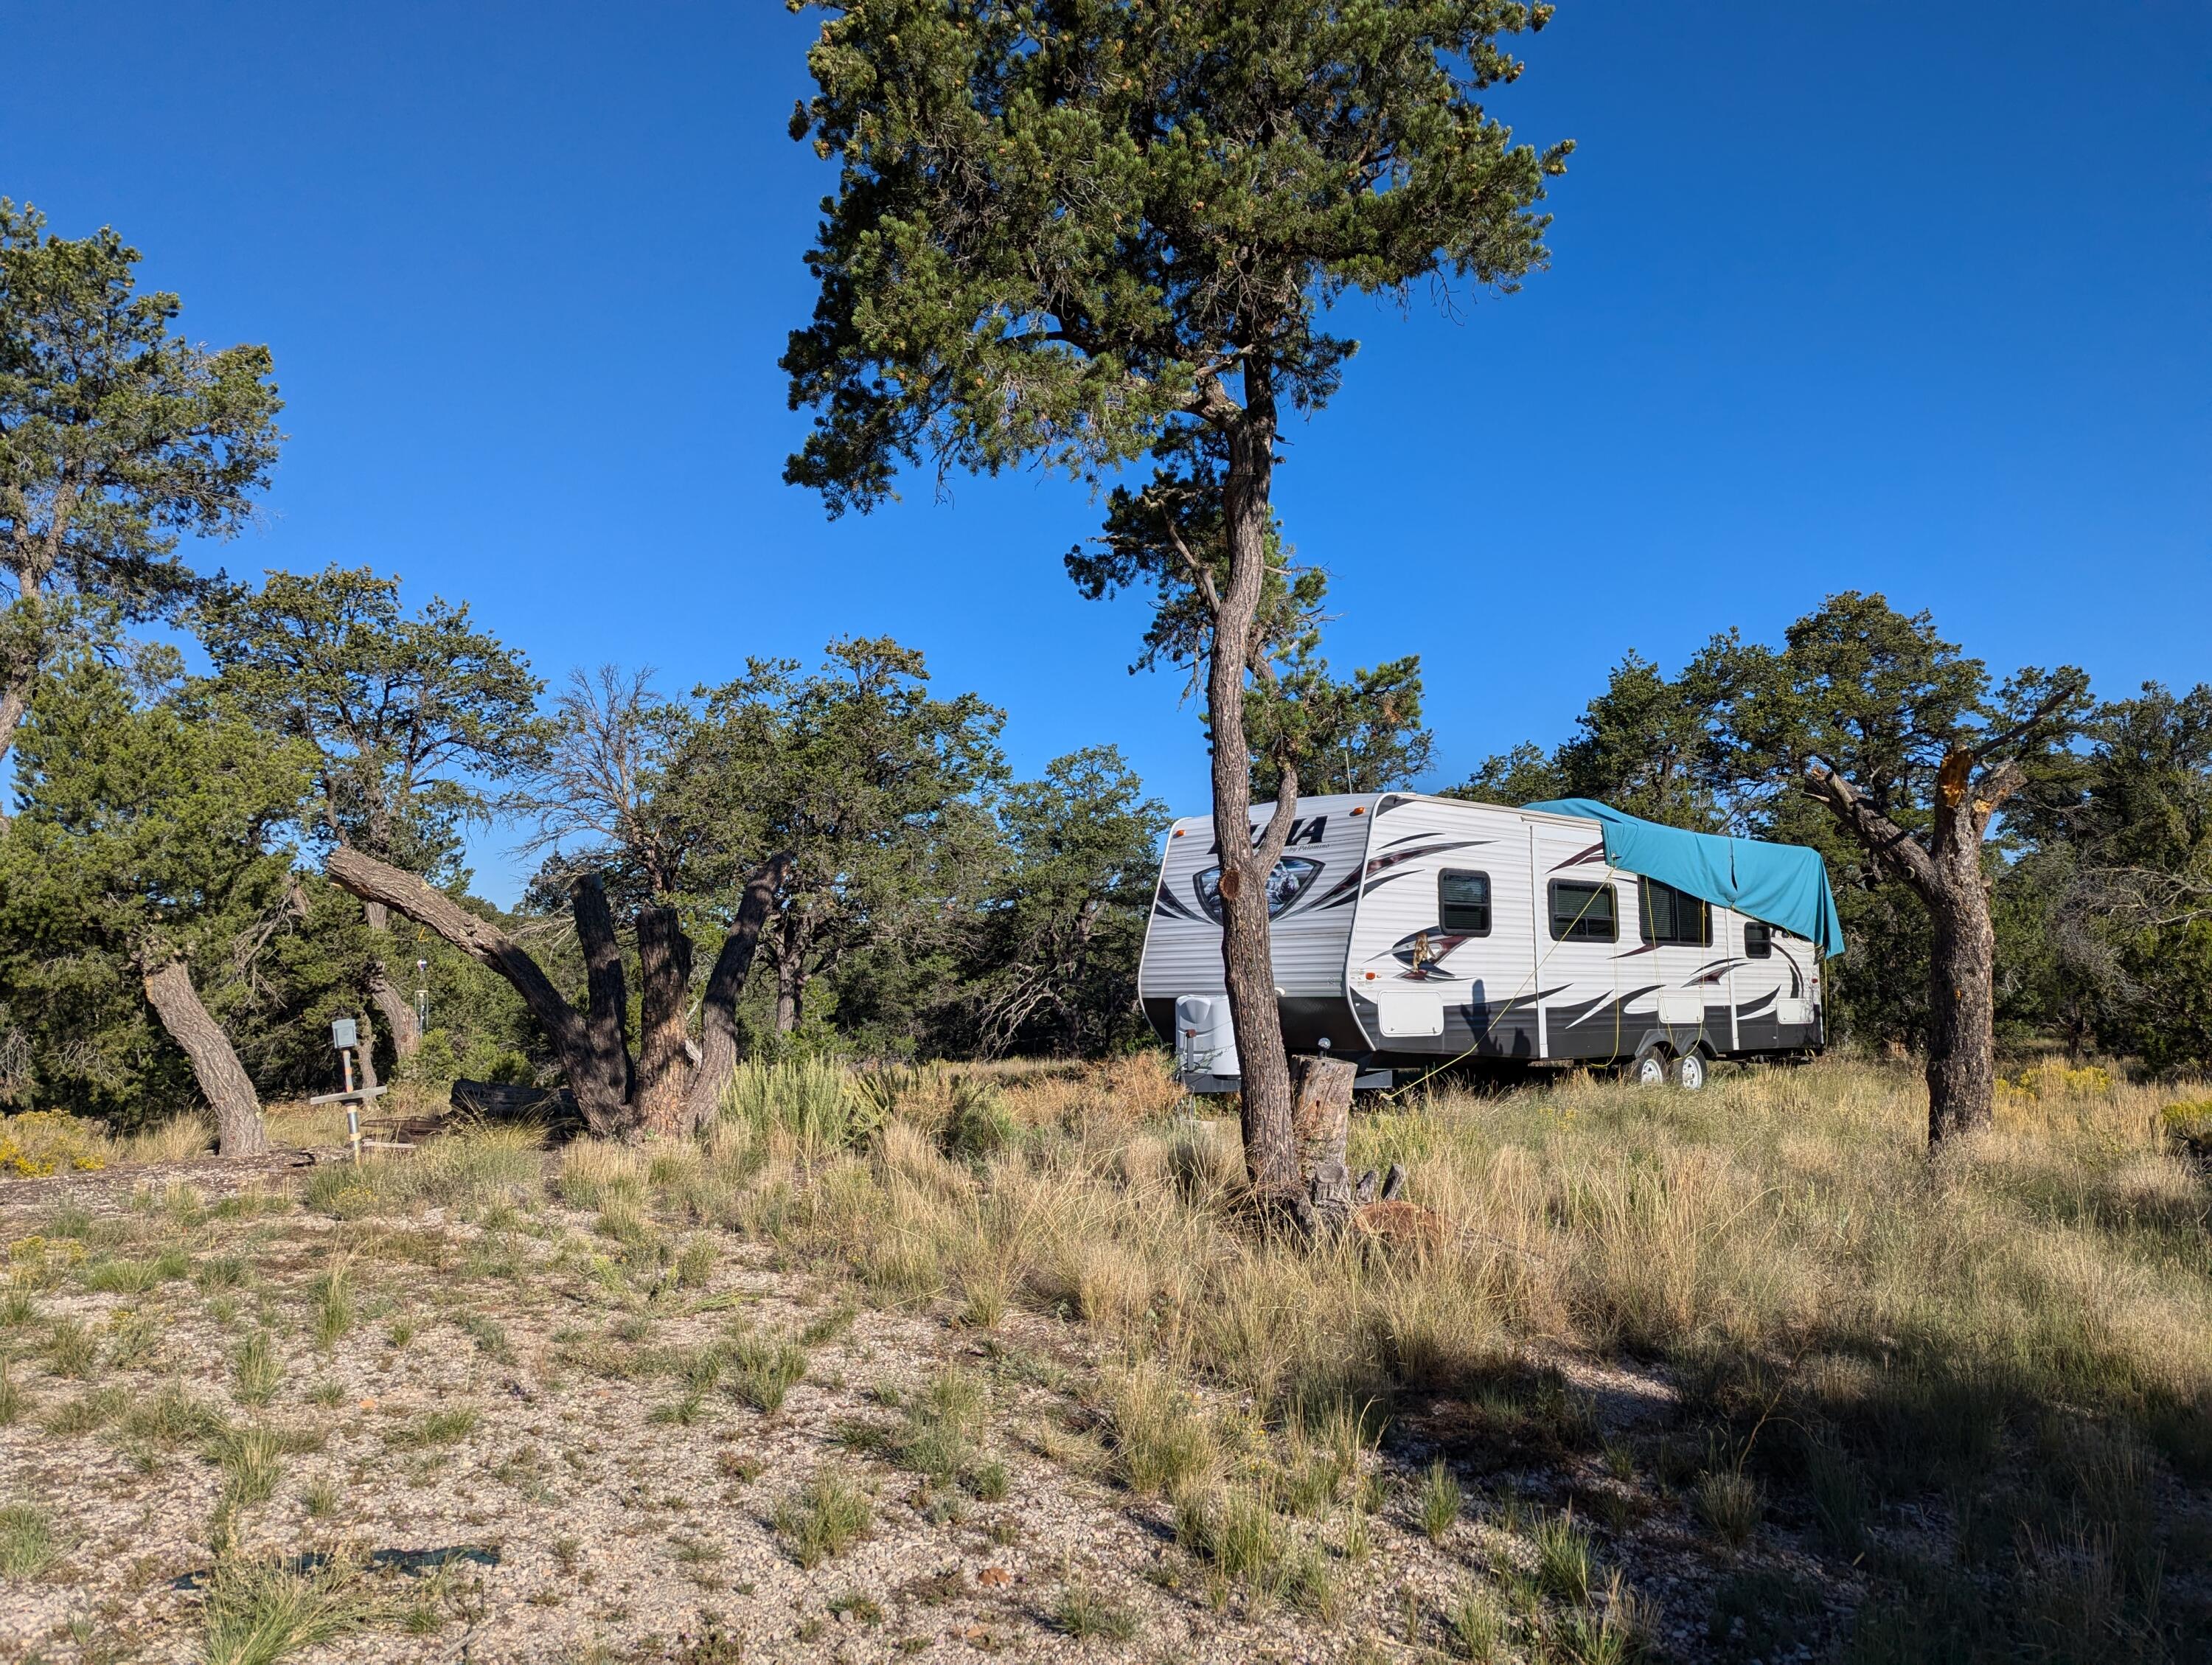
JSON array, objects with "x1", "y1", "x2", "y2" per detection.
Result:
[{"x1": 0, "y1": 1152, "x2": 1855, "y2": 1664}]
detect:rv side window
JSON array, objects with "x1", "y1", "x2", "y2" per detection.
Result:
[
  {"x1": 1638, "y1": 878, "x2": 1712, "y2": 948},
  {"x1": 1439, "y1": 870, "x2": 1492, "y2": 935},
  {"x1": 1548, "y1": 880, "x2": 1617, "y2": 942},
  {"x1": 1745, "y1": 922, "x2": 1773, "y2": 959}
]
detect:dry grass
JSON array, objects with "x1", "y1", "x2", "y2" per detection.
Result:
[
  {"x1": 709, "y1": 1049, "x2": 2212, "y2": 1658},
  {"x1": 6, "y1": 1049, "x2": 2206, "y2": 1661}
]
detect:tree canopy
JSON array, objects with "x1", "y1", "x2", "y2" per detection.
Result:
[{"x1": 0, "y1": 199, "x2": 282, "y2": 768}]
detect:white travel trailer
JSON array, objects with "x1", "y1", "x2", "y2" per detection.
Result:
[{"x1": 1139, "y1": 793, "x2": 1842, "y2": 1093}]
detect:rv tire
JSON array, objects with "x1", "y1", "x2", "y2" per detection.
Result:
[
  {"x1": 1630, "y1": 1043, "x2": 1671, "y2": 1088},
  {"x1": 1669, "y1": 1050, "x2": 1708, "y2": 1092}
]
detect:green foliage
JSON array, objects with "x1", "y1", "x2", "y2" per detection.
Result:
[
  {"x1": 195, "y1": 564, "x2": 547, "y2": 881},
  {"x1": 784, "y1": 0, "x2": 1569, "y2": 513},
  {"x1": 956, "y1": 746, "x2": 1166, "y2": 1058},
  {"x1": 0, "y1": 655, "x2": 313, "y2": 1123},
  {"x1": 0, "y1": 196, "x2": 282, "y2": 745},
  {"x1": 667, "y1": 637, "x2": 1008, "y2": 1047},
  {"x1": 1448, "y1": 652, "x2": 1726, "y2": 831}
]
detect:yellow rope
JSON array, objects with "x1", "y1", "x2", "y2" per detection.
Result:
[{"x1": 1380, "y1": 863, "x2": 1622, "y2": 1104}]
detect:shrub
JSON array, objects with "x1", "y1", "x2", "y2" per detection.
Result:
[
  {"x1": 0, "y1": 1503, "x2": 56, "y2": 1576},
  {"x1": 0, "y1": 1110, "x2": 106, "y2": 1177},
  {"x1": 721, "y1": 1057, "x2": 878, "y2": 1155},
  {"x1": 1694, "y1": 1470, "x2": 1761, "y2": 1549},
  {"x1": 939, "y1": 1081, "x2": 1016, "y2": 1164},
  {"x1": 728, "y1": 1335, "x2": 809, "y2": 1413}
]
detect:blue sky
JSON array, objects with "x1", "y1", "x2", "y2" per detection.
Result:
[{"x1": 4, "y1": 1, "x2": 2206, "y2": 902}]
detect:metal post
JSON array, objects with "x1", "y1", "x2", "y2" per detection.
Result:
[{"x1": 344, "y1": 1046, "x2": 361, "y2": 1164}]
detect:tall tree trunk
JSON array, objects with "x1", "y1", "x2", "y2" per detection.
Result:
[
  {"x1": 355, "y1": 1009, "x2": 380, "y2": 1093},
  {"x1": 1924, "y1": 750, "x2": 1998, "y2": 1142},
  {"x1": 772, "y1": 908, "x2": 811, "y2": 1035},
  {"x1": 366, "y1": 962, "x2": 422, "y2": 1060},
  {"x1": 684, "y1": 854, "x2": 791, "y2": 1131},
  {"x1": 635, "y1": 906, "x2": 696, "y2": 1137},
  {"x1": 571, "y1": 875, "x2": 635, "y2": 1108},
  {"x1": 1210, "y1": 387, "x2": 1301, "y2": 1199},
  {"x1": 324, "y1": 847, "x2": 639, "y2": 1136},
  {"x1": 0, "y1": 670, "x2": 28, "y2": 791},
  {"x1": 1806, "y1": 747, "x2": 2023, "y2": 1147},
  {"x1": 139, "y1": 953, "x2": 267, "y2": 1157}
]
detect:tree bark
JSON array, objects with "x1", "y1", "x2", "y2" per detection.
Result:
[
  {"x1": 366, "y1": 962, "x2": 422, "y2": 1060},
  {"x1": 0, "y1": 671, "x2": 28, "y2": 792},
  {"x1": 1290, "y1": 1054, "x2": 1357, "y2": 1232},
  {"x1": 684, "y1": 854, "x2": 792, "y2": 1131},
  {"x1": 1806, "y1": 749, "x2": 2019, "y2": 1145},
  {"x1": 355, "y1": 1009, "x2": 380, "y2": 1093},
  {"x1": 1923, "y1": 749, "x2": 1999, "y2": 1142},
  {"x1": 635, "y1": 906, "x2": 695, "y2": 1136},
  {"x1": 571, "y1": 875, "x2": 635, "y2": 1110},
  {"x1": 771, "y1": 906, "x2": 811, "y2": 1035},
  {"x1": 139, "y1": 953, "x2": 267, "y2": 1157},
  {"x1": 1210, "y1": 378, "x2": 1301, "y2": 1199},
  {"x1": 324, "y1": 846, "x2": 639, "y2": 1136}
]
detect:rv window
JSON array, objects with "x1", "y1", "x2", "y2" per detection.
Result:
[
  {"x1": 1439, "y1": 870, "x2": 1492, "y2": 935},
  {"x1": 1744, "y1": 922, "x2": 1773, "y2": 959},
  {"x1": 1548, "y1": 880, "x2": 1617, "y2": 942},
  {"x1": 1638, "y1": 878, "x2": 1713, "y2": 948}
]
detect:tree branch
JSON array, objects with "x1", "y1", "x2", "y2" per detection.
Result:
[{"x1": 1803, "y1": 762, "x2": 1937, "y2": 896}]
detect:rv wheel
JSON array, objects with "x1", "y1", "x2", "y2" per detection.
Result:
[
  {"x1": 1631, "y1": 1047, "x2": 1670, "y2": 1087},
  {"x1": 1669, "y1": 1051, "x2": 1708, "y2": 1092}
]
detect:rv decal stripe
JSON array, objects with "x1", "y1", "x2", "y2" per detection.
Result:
[
  {"x1": 1152, "y1": 886, "x2": 1203, "y2": 922},
  {"x1": 1549, "y1": 840, "x2": 1608, "y2": 872}
]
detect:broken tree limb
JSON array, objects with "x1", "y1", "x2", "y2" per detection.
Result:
[
  {"x1": 635, "y1": 906, "x2": 695, "y2": 1137},
  {"x1": 683, "y1": 852, "x2": 792, "y2": 1133},
  {"x1": 1290, "y1": 1053, "x2": 1357, "y2": 1235}
]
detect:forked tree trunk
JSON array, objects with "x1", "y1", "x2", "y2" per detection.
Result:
[
  {"x1": 572, "y1": 875, "x2": 634, "y2": 1108},
  {"x1": 771, "y1": 908, "x2": 811, "y2": 1035},
  {"x1": 684, "y1": 854, "x2": 791, "y2": 1131},
  {"x1": 324, "y1": 847, "x2": 638, "y2": 1136},
  {"x1": 1807, "y1": 747, "x2": 2025, "y2": 1146},
  {"x1": 1208, "y1": 376, "x2": 1301, "y2": 1200},
  {"x1": 635, "y1": 906, "x2": 695, "y2": 1136},
  {"x1": 139, "y1": 953, "x2": 267, "y2": 1156}
]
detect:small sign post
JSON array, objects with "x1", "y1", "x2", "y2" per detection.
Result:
[{"x1": 312, "y1": 1017, "x2": 390, "y2": 1163}]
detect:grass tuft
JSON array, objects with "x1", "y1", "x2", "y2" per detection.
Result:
[
  {"x1": 1419, "y1": 1458, "x2": 1464, "y2": 1542},
  {"x1": 773, "y1": 1471, "x2": 873, "y2": 1568},
  {"x1": 0, "y1": 1503, "x2": 56, "y2": 1576},
  {"x1": 727, "y1": 1335, "x2": 808, "y2": 1413}
]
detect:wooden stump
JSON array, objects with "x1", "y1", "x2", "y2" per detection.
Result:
[{"x1": 1290, "y1": 1054, "x2": 1357, "y2": 1234}]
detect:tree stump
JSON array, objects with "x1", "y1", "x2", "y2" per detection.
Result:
[{"x1": 1290, "y1": 1054, "x2": 1357, "y2": 1235}]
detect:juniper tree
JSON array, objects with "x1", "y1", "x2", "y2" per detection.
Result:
[
  {"x1": 0, "y1": 655, "x2": 313, "y2": 1153},
  {"x1": 783, "y1": 0, "x2": 1569, "y2": 1195},
  {"x1": 1704, "y1": 594, "x2": 2090, "y2": 1144},
  {"x1": 196, "y1": 565, "x2": 546, "y2": 1064}
]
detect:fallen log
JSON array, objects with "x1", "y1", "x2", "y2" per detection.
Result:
[{"x1": 450, "y1": 1079, "x2": 583, "y2": 1137}]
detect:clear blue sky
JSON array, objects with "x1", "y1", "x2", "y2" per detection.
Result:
[{"x1": 5, "y1": 1, "x2": 2206, "y2": 902}]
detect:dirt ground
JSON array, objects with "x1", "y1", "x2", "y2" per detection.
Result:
[{"x1": 1, "y1": 1145, "x2": 1820, "y2": 1664}]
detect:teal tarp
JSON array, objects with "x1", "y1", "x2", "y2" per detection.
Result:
[{"x1": 1523, "y1": 798, "x2": 1846, "y2": 959}]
